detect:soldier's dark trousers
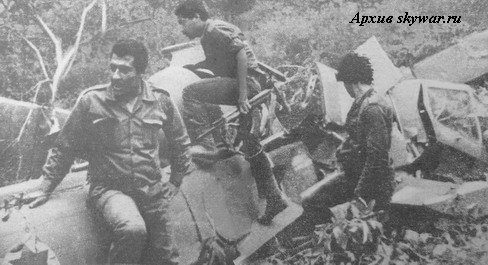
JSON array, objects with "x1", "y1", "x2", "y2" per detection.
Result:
[
  {"x1": 301, "y1": 172, "x2": 393, "y2": 226},
  {"x1": 182, "y1": 76, "x2": 260, "y2": 146},
  {"x1": 90, "y1": 182, "x2": 178, "y2": 265}
]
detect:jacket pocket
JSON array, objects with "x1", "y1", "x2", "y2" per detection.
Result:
[
  {"x1": 142, "y1": 118, "x2": 163, "y2": 148},
  {"x1": 91, "y1": 117, "x2": 118, "y2": 148}
]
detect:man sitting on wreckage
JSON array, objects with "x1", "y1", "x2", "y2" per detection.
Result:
[
  {"x1": 174, "y1": 0, "x2": 290, "y2": 225},
  {"x1": 299, "y1": 52, "x2": 396, "y2": 228},
  {"x1": 26, "y1": 39, "x2": 191, "y2": 265}
]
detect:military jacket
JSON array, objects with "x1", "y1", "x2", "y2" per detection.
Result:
[
  {"x1": 343, "y1": 89, "x2": 395, "y2": 198},
  {"x1": 42, "y1": 81, "x2": 191, "y2": 195},
  {"x1": 199, "y1": 19, "x2": 259, "y2": 78}
]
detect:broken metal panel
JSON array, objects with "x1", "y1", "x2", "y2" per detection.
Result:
[
  {"x1": 269, "y1": 142, "x2": 317, "y2": 204},
  {"x1": 147, "y1": 67, "x2": 200, "y2": 109},
  {"x1": 387, "y1": 80, "x2": 425, "y2": 141},
  {"x1": 413, "y1": 29, "x2": 488, "y2": 83},
  {"x1": 355, "y1": 36, "x2": 403, "y2": 94},
  {"x1": 393, "y1": 167, "x2": 488, "y2": 218},
  {"x1": 423, "y1": 181, "x2": 488, "y2": 218},
  {"x1": 434, "y1": 145, "x2": 488, "y2": 182},
  {"x1": 315, "y1": 61, "x2": 353, "y2": 125},
  {"x1": 420, "y1": 81, "x2": 488, "y2": 163},
  {"x1": 234, "y1": 203, "x2": 302, "y2": 265},
  {"x1": 198, "y1": 156, "x2": 259, "y2": 240},
  {"x1": 160, "y1": 41, "x2": 205, "y2": 68},
  {"x1": 390, "y1": 121, "x2": 415, "y2": 168},
  {"x1": 392, "y1": 172, "x2": 457, "y2": 207}
]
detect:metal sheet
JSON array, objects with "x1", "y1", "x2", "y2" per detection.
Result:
[
  {"x1": 315, "y1": 61, "x2": 352, "y2": 125},
  {"x1": 355, "y1": 36, "x2": 403, "y2": 94},
  {"x1": 413, "y1": 29, "x2": 488, "y2": 83},
  {"x1": 0, "y1": 156, "x2": 261, "y2": 265}
]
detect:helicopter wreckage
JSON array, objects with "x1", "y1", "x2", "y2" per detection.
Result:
[{"x1": 1, "y1": 31, "x2": 488, "y2": 264}]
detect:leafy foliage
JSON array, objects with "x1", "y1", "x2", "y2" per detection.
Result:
[
  {"x1": 266, "y1": 199, "x2": 488, "y2": 265},
  {"x1": 267, "y1": 199, "x2": 386, "y2": 264}
]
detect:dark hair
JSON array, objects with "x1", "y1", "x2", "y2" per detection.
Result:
[
  {"x1": 111, "y1": 39, "x2": 148, "y2": 74},
  {"x1": 335, "y1": 52, "x2": 374, "y2": 85},
  {"x1": 174, "y1": 0, "x2": 210, "y2": 21}
]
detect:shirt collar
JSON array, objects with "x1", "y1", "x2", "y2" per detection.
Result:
[
  {"x1": 201, "y1": 19, "x2": 212, "y2": 39},
  {"x1": 141, "y1": 81, "x2": 157, "y2": 102},
  {"x1": 106, "y1": 80, "x2": 156, "y2": 103}
]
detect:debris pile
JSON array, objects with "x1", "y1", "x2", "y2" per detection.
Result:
[{"x1": 266, "y1": 201, "x2": 488, "y2": 265}]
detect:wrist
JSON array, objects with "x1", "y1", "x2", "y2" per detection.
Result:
[
  {"x1": 169, "y1": 175, "x2": 182, "y2": 188},
  {"x1": 39, "y1": 178, "x2": 55, "y2": 194}
]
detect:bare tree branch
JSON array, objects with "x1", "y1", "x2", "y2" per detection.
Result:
[
  {"x1": 33, "y1": 14, "x2": 62, "y2": 64},
  {"x1": 11, "y1": 0, "x2": 107, "y2": 181},
  {"x1": 22, "y1": 37, "x2": 50, "y2": 80},
  {"x1": 54, "y1": 0, "x2": 98, "y2": 100},
  {"x1": 14, "y1": 78, "x2": 51, "y2": 142},
  {"x1": 100, "y1": 0, "x2": 107, "y2": 35}
]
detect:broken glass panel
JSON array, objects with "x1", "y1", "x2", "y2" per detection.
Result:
[{"x1": 427, "y1": 87, "x2": 479, "y2": 141}]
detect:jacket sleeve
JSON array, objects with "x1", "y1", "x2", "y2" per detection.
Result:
[
  {"x1": 354, "y1": 104, "x2": 393, "y2": 198},
  {"x1": 161, "y1": 95, "x2": 191, "y2": 187},
  {"x1": 209, "y1": 25, "x2": 247, "y2": 55},
  {"x1": 40, "y1": 95, "x2": 89, "y2": 193}
]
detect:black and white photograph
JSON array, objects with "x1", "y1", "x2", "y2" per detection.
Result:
[{"x1": 1, "y1": 0, "x2": 488, "y2": 264}]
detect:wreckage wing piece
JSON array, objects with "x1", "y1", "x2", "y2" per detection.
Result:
[
  {"x1": 412, "y1": 29, "x2": 488, "y2": 83},
  {"x1": 393, "y1": 173, "x2": 488, "y2": 218},
  {"x1": 0, "y1": 156, "x2": 261, "y2": 265},
  {"x1": 233, "y1": 204, "x2": 302, "y2": 265},
  {"x1": 1, "y1": 151, "x2": 310, "y2": 265}
]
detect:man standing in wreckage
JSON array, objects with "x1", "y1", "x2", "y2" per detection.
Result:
[
  {"x1": 301, "y1": 52, "x2": 395, "y2": 226},
  {"x1": 174, "y1": 0, "x2": 289, "y2": 225},
  {"x1": 28, "y1": 39, "x2": 191, "y2": 265}
]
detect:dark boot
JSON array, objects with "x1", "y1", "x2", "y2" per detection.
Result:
[{"x1": 244, "y1": 135, "x2": 290, "y2": 225}]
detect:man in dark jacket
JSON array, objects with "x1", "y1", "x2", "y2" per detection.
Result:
[
  {"x1": 174, "y1": 0, "x2": 289, "y2": 225},
  {"x1": 174, "y1": 0, "x2": 262, "y2": 154},
  {"x1": 29, "y1": 39, "x2": 191, "y2": 265},
  {"x1": 301, "y1": 52, "x2": 395, "y2": 224}
]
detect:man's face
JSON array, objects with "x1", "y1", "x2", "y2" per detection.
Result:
[
  {"x1": 177, "y1": 16, "x2": 201, "y2": 39},
  {"x1": 109, "y1": 54, "x2": 139, "y2": 98}
]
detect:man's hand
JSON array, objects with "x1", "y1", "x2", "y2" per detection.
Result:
[
  {"x1": 238, "y1": 98, "x2": 251, "y2": 114},
  {"x1": 23, "y1": 190, "x2": 50, "y2": 208}
]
